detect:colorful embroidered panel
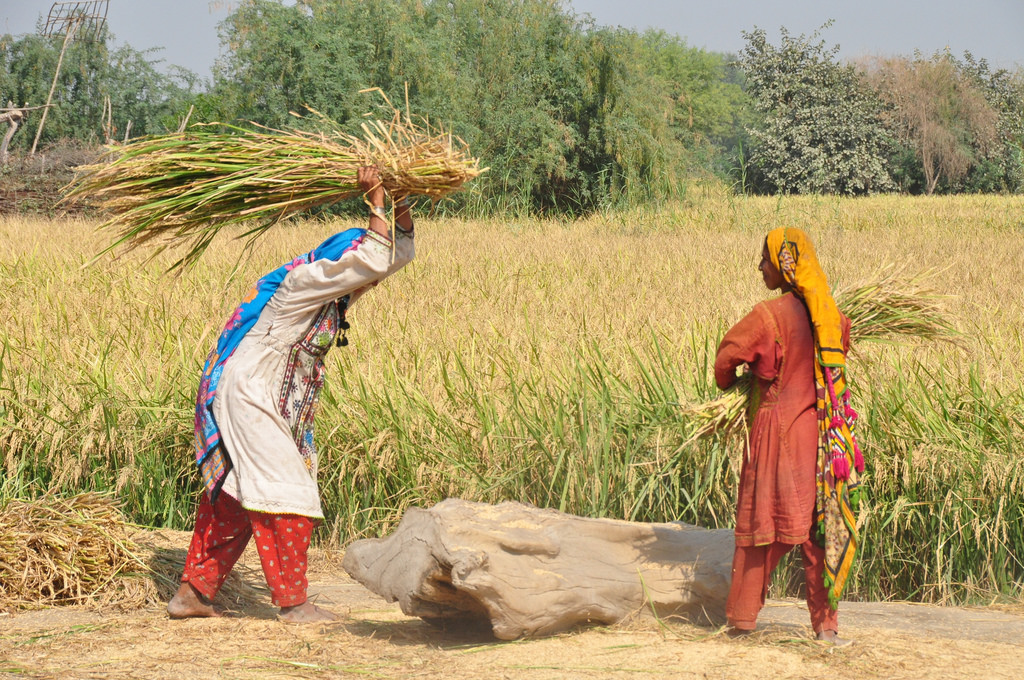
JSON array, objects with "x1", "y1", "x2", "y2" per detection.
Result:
[
  {"x1": 193, "y1": 229, "x2": 365, "y2": 501},
  {"x1": 277, "y1": 299, "x2": 346, "y2": 476}
]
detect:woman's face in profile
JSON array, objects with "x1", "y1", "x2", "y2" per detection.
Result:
[{"x1": 758, "y1": 243, "x2": 786, "y2": 291}]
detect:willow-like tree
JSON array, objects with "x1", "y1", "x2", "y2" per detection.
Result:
[
  {"x1": 213, "y1": 0, "x2": 748, "y2": 214},
  {"x1": 957, "y1": 52, "x2": 1024, "y2": 193}
]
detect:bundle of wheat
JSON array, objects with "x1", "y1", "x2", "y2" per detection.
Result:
[
  {"x1": 0, "y1": 492, "x2": 147, "y2": 609},
  {"x1": 681, "y1": 269, "x2": 959, "y2": 442},
  {"x1": 840, "y1": 267, "x2": 959, "y2": 345},
  {"x1": 0, "y1": 493, "x2": 264, "y2": 611},
  {"x1": 65, "y1": 104, "x2": 485, "y2": 271}
]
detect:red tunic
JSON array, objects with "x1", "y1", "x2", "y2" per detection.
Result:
[{"x1": 715, "y1": 292, "x2": 851, "y2": 547}]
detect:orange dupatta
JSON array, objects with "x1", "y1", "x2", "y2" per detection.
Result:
[{"x1": 766, "y1": 227, "x2": 863, "y2": 607}]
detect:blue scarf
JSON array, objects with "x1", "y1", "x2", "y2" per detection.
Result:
[{"x1": 193, "y1": 228, "x2": 366, "y2": 501}]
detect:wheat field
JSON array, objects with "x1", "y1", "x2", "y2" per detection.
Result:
[{"x1": 1, "y1": 191, "x2": 1022, "y2": 604}]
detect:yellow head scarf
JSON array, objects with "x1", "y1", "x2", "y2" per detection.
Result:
[
  {"x1": 765, "y1": 227, "x2": 846, "y2": 378},
  {"x1": 764, "y1": 227, "x2": 862, "y2": 608}
]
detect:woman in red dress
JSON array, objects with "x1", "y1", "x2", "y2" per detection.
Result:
[{"x1": 714, "y1": 228, "x2": 862, "y2": 644}]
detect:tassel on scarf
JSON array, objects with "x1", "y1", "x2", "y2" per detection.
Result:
[
  {"x1": 831, "y1": 452, "x2": 850, "y2": 480},
  {"x1": 842, "y1": 394, "x2": 865, "y2": 474}
]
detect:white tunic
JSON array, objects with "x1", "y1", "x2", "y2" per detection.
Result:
[{"x1": 214, "y1": 228, "x2": 414, "y2": 517}]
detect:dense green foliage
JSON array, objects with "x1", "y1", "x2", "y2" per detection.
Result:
[
  {"x1": 739, "y1": 25, "x2": 896, "y2": 195},
  {"x1": 738, "y1": 25, "x2": 1024, "y2": 196},
  {"x1": 0, "y1": 30, "x2": 200, "y2": 148},
  {"x1": 2, "y1": 2, "x2": 1023, "y2": 212},
  {"x1": 210, "y1": 0, "x2": 745, "y2": 213}
]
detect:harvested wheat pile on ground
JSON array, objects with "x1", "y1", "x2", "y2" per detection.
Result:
[
  {"x1": 0, "y1": 492, "x2": 147, "y2": 610},
  {"x1": 0, "y1": 493, "x2": 264, "y2": 611},
  {"x1": 65, "y1": 103, "x2": 485, "y2": 270}
]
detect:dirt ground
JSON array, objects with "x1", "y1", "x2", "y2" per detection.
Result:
[{"x1": 1, "y1": 530, "x2": 1021, "y2": 680}]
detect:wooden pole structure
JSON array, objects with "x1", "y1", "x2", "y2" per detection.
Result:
[
  {"x1": 30, "y1": 22, "x2": 78, "y2": 156},
  {"x1": 30, "y1": 1, "x2": 110, "y2": 156}
]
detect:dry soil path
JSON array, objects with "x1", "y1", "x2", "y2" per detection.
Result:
[{"x1": 1, "y1": 537, "x2": 1021, "y2": 680}]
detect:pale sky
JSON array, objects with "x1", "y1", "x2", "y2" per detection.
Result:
[{"x1": 2, "y1": 1, "x2": 1022, "y2": 81}]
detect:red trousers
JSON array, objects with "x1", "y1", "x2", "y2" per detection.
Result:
[
  {"x1": 725, "y1": 539, "x2": 838, "y2": 633},
  {"x1": 181, "y1": 492, "x2": 316, "y2": 608}
]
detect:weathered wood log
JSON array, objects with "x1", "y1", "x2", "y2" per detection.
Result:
[
  {"x1": 1, "y1": 103, "x2": 26, "y2": 166},
  {"x1": 342, "y1": 498, "x2": 734, "y2": 639}
]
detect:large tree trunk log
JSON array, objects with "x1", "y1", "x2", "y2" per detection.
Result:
[{"x1": 342, "y1": 499, "x2": 735, "y2": 640}]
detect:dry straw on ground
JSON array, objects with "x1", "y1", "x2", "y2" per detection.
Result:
[
  {"x1": 0, "y1": 492, "x2": 141, "y2": 609},
  {"x1": 64, "y1": 100, "x2": 485, "y2": 271},
  {"x1": 681, "y1": 267, "x2": 960, "y2": 442},
  {"x1": 0, "y1": 492, "x2": 264, "y2": 611}
]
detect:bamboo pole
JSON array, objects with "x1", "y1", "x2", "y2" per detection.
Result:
[{"x1": 30, "y1": 20, "x2": 78, "y2": 156}]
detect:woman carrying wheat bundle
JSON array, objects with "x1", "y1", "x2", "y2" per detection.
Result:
[
  {"x1": 167, "y1": 167, "x2": 415, "y2": 623},
  {"x1": 714, "y1": 227, "x2": 862, "y2": 645}
]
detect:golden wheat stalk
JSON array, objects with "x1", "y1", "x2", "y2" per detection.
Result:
[
  {"x1": 681, "y1": 268, "x2": 959, "y2": 441},
  {"x1": 64, "y1": 104, "x2": 485, "y2": 271}
]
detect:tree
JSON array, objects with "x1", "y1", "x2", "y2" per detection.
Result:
[
  {"x1": 213, "y1": 0, "x2": 745, "y2": 213},
  {"x1": 0, "y1": 29, "x2": 201, "y2": 150},
  {"x1": 631, "y1": 32, "x2": 752, "y2": 189},
  {"x1": 957, "y1": 53, "x2": 1024, "y2": 193},
  {"x1": 739, "y1": 25, "x2": 895, "y2": 195},
  {"x1": 862, "y1": 52, "x2": 999, "y2": 195}
]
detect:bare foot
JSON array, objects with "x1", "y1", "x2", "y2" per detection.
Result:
[
  {"x1": 816, "y1": 629, "x2": 854, "y2": 647},
  {"x1": 167, "y1": 582, "x2": 222, "y2": 619},
  {"x1": 278, "y1": 601, "x2": 338, "y2": 623}
]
